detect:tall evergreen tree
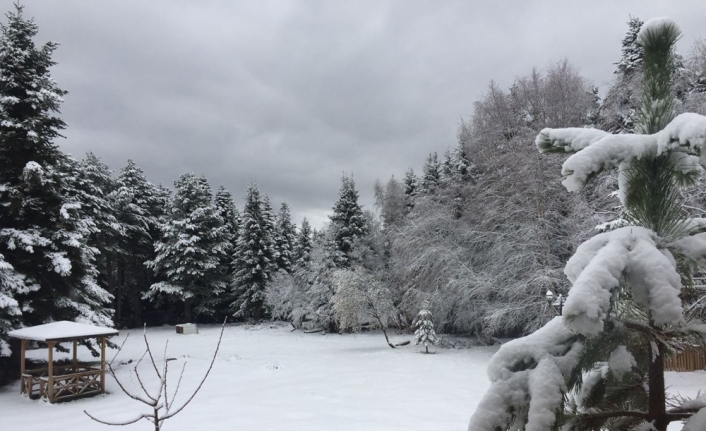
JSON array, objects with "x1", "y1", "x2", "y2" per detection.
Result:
[
  {"x1": 329, "y1": 174, "x2": 367, "y2": 267},
  {"x1": 440, "y1": 149, "x2": 454, "y2": 184},
  {"x1": 63, "y1": 153, "x2": 124, "y2": 295},
  {"x1": 230, "y1": 184, "x2": 274, "y2": 319},
  {"x1": 214, "y1": 185, "x2": 239, "y2": 271},
  {"x1": 274, "y1": 202, "x2": 295, "y2": 273},
  {"x1": 419, "y1": 152, "x2": 441, "y2": 193},
  {"x1": 616, "y1": 16, "x2": 645, "y2": 75},
  {"x1": 0, "y1": 4, "x2": 113, "y2": 356},
  {"x1": 293, "y1": 218, "x2": 313, "y2": 267},
  {"x1": 470, "y1": 19, "x2": 706, "y2": 431},
  {"x1": 110, "y1": 160, "x2": 163, "y2": 327},
  {"x1": 261, "y1": 195, "x2": 279, "y2": 274},
  {"x1": 146, "y1": 173, "x2": 228, "y2": 321},
  {"x1": 403, "y1": 168, "x2": 418, "y2": 212},
  {"x1": 451, "y1": 141, "x2": 471, "y2": 182}
]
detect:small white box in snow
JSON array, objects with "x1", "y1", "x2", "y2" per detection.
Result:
[{"x1": 176, "y1": 323, "x2": 198, "y2": 335}]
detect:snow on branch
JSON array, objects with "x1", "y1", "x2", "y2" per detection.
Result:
[
  {"x1": 536, "y1": 113, "x2": 706, "y2": 192},
  {"x1": 535, "y1": 127, "x2": 611, "y2": 154},
  {"x1": 563, "y1": 226, "x2": 683, "y2": 336},
  {"x1": 637, "y1": 17, "x2": 678, "y2": 43},
  {"x1": 468, "y1": 317, "x2": 583, "y2": 431}
]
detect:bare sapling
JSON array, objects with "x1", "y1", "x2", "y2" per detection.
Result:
[{"x1": 84, "y1": 319, "x2": 226, "y2": 431}]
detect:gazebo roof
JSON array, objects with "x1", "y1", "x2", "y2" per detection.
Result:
[{"x1": 8, "y1": 321, "x2": 118, "y2": 342}]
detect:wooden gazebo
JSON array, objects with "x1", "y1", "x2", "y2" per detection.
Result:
[{"x1": 8, "y1": 321, "x2": 118, "y2": 403}]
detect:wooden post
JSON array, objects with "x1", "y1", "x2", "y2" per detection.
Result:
[
  {"x1": 19, "y1": 339, "x2": 26, "y2": 395},
  {"x1": 72, "y1": 340, "x2": 78, "y2": 372},
  {"x1": 47, "y1": 341, "x2": 55, "y2": 403},
  {"x1": 100, "y1": 336, "x2": 106, "y2": 394},
  {"x1": 20, "y1": 339, "x2": 26, "y2": 375}
]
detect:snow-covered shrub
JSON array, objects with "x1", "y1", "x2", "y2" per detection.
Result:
[{"x1": 414, "y1": 305, "x2": 438, "y2": 353}]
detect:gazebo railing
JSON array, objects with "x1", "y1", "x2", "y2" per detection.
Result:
[
  {"x1": 21, "y1": 363, "x2": 103, "y2": 401},
  {"x1": 40, "y1": 368, "x2": 102, "y2": 402}
]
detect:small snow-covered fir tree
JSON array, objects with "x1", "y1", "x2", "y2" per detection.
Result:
[
  {"x1": 470, "y1": 19, "x2": 706, "y2": 431},
  {"x1": 146, "y1": 173, "x2": 228, "y2": 321},
  {"x1": 414, "y1": 304, "x2": 437, "y2": 354}
]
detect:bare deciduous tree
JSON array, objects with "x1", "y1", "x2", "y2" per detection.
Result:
[{"x1": 84, "y1": 320, "x2": 226, "y2": 431}]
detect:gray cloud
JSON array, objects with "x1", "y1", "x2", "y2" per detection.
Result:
[{"x1": 8, "y1": 0, "x2": 706, "y2": 228}]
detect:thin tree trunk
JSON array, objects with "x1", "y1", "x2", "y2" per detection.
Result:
[
  {"x1": 117, "y1": 256, "x2": 125, "y2": 327},
  {"x1": 648, "y1": 329, "x2": 668, "y2": 431},
  {"x1": 184, "y1": 298, "x2": 192, "y2": 323},
  {"x1": 426, "y1": 345, "x2": 428, "y2": 354}
]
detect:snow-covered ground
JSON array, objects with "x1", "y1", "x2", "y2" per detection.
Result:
[{"x1": 0, "y1": 323, "x2": 704, "y2": 431}]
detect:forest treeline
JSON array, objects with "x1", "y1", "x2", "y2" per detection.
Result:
[{"x1": 2, "y1": 8, "x2": 706, "y2": 384}]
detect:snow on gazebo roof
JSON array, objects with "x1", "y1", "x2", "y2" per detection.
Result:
[{"x1": 8, "y1": 321, "x2": 118, "y2": 342}]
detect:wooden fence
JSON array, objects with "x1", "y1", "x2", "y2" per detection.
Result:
[{"x1": 665, "y1": 345, "x2": 706, "y2": 372}]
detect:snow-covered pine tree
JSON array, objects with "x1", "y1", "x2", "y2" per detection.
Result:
[
  {"x1": 599, "y1": 16, "x2": 645, "y2": 133},
  {"x1": 214, "y1": 185, "x2": 239, "y2": 271},
  {"x1": 146, "y1": 173, "x2": 228, "y2": 321},
  {"x1": 441, "y1": 149, "x2": 454, "y2": 184},
  {"x1": 274, "y1": 202, "x2": 296, "y2": 273},
  {"x1": 617, "y1": 15, "x2": 644, "y2": 75},
  {"x1": 230, "y1": 184, "x2": 275, "y2": 320},
  {"x1": 469, "y1": 19, "x2": 706, "y2": 431},
  {"x1": 0, "y1": 4, "x2": 113, "y2": 351},
  {"x1": 329, "y1": 174, "x2": 367, "y2": 267},
  {"x1": 110, "y1": 159, "x2": 163, "y2": 327},
  {"x1": 293, "y1": 217, "x2": 313, "y2": 267},
  {"x1": 403, "y1": 168, "x2": 418, "y2": 212},
  {"x1": 414, "y1": 304, "x2": 437, "y2": 354},
  {"x1": 452, "y1": 140, "x2": 471, "y2": 182},
  {"x1": 419, "y1": 152, "x2": 441, "y2": 194},
  {"x1": 62, "y1": 153, "x2": 124, "y2": 296},
  {"x1": 261, "y1": 195, "x2": 279, "y2": 274}
]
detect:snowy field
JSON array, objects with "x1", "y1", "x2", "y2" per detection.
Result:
[{"x1": 0, "y1": 323, "x2": 704, "y2": 431}]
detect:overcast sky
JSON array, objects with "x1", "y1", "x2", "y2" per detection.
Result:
[{"x1": 8, "y1": 1, "x2": 706, "y2": 228}]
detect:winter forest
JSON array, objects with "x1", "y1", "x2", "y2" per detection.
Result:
[{"x1": 4, "y1": 2, "x2": 706, "y2": 431}]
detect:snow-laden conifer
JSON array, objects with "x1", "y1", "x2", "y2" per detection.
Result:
[
  {"x1": 470, "y1": 19, "x2": 706, "y2": 431},
  {"x1": 110, "y1": 160, "x2": 164, "y2": 327},
  {"x1": 293, "y1": 218, "x2": 312, "y2": 267},
  {"x1": 419, "y1": 153, "x2": 441, "y2": 193},
  {"x1": 146, "y1": 173, "x2": 228, "y2": 321},
  {"x1": 274, "y1": 202, "x2": 296, "y2": 273},
  {"x1": 329, "y1": 174, "x2": 366, "y2": 267},
  {"x1": 414, "y1": 304, "x2": 437, "y2": 354},
  {"x1": 0, "y1": 5, "x2": 113, "y2": 355},
  {"x1": 230, "y1": 184, "x2": 275, "y2": 319},
  {"x1": 214, "y1": 185, "x2": 239, "y2": 271}
]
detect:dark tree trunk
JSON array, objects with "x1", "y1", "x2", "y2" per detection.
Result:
[
  {"x1": 184, "y1": 298, "x2": 192, "y2": 322},
  {"x1": 648, "y1": 326, "x2": 668, "y2": 431},
  {"x1": 116, "y1": 256, "x2": 125, "y2": 327}
]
